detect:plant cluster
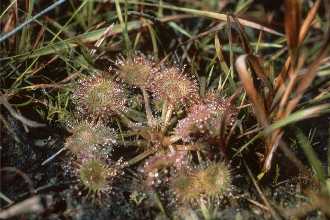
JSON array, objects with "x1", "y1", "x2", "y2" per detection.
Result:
[
  {"x1": 1, "y1": 0, "x2": 330, "y2": 218},
  {"x1": 63, "y1": 53, "x2": 236, "y2": 204}
]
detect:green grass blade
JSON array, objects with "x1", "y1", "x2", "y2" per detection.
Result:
[
  {"x1": 118, "y1": 0, "x2": 283, "y2": 36},
  {"x1": 265, "y1": 104, "x2": 330, "y2": 134},
  {"x1": 7, "y1": 20, "x2": 143, "y2": 59},
  {"x1": 168, "y1": 22, "x2": 192, "y2": 38},
  {"x1": 296, "y1": 128, "x2": 326, "y2": 183},
  {"x1": 0, "y1": 0, "x2": 66, "y2": 43},
  {"x1": 115, "y1": 0, "x2": 132, "y2": 53}
]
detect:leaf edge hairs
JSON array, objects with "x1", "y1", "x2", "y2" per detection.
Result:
[{"x1": 72, "y1": 73, "x2": 128, "y2": 120}]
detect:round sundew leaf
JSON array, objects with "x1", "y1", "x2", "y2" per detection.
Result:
[
  {"x1": 195, "y1": 162, "x2": 232, "y2": 198},
  {"x1": 72, "y1": 74, "x2": 127, "y2": 120},
  {"x1": 116, "y1": 55, "x2": 158, "y2": 88},
  {"x1": 64, "y1": 120, "x2": 116, "y2": 157},
  {"x1": 79, "y1": 159, "x2": 110, "y2": 193},
  {"x1": 150, "y1": 66, "x2": 199, "y2": 108},
  {"x1": 175, "y1": 92, "x2": 237, "y2": 141},
  {"x1": 170, "y1": 162, "x2": 231, "y2": 202},
  {"x1": 170, "y1": 171, "x2": 201, "y2": 202}
]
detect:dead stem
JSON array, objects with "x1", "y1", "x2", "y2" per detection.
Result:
[
  {"x1": 243, "y1": 160, "x2": 282, "y2": 220},
  {"x1": 162, "y1": 104, "x2": 173, "y2": 133},
  {"x1": 141, "y1": 88, "x2": 155, "y2": 127}
]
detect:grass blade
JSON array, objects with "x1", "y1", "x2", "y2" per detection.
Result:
[
  {"x1": 118, "y1": 0, "x2": 283, "y2": 36},
  {"x1": 265, "y1": 104, "x2": 330, "y2": 134},
  {"x1": 0, "y1": 0, "x2": 66, "y2": 43},
  {"x1": 296, "y1": 129, "x2": 326, "y2": 184}
]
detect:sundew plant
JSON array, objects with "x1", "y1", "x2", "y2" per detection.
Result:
[{"x1": 1, "y1": 0, "x2": 330, "y2": 219}]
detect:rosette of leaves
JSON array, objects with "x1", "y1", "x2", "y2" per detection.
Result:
[{"x1": 72, "y1": 74, "x2": 127, "y2": 120}]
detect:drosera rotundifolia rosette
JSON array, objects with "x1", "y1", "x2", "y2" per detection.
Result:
[{"x1": 63, "y1": 53, "x2": 237, "y2": 204}]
